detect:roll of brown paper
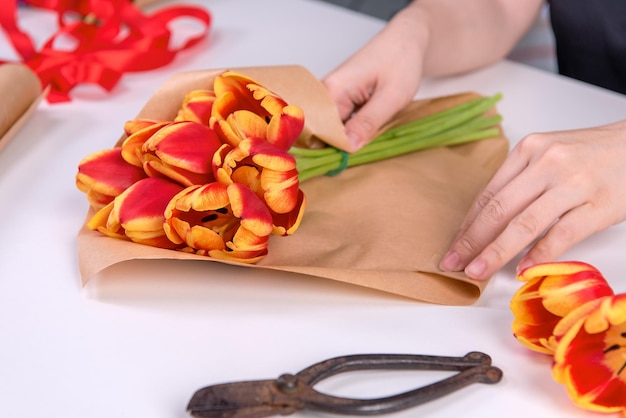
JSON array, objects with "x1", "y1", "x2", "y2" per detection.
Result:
[{"x1": 0, "y1": 64, "x2": 43, "y2": 153}]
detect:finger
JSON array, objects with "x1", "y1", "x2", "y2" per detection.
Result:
[
  {"x1": 463, "y1": 187, "x2": 586, "y2": 280},
  {"x1": 321, "y1": 76, "x2": 362, "y2": 122},
  {"x1": 516, "y1": 202, "x2": 603, "y2": 271},
  {"x1": 440, "y1": 163, "x2": 546, "y2": 272},
  {"x1": 343, "y1": 86, "x2": 412, "y2": 150},
  {"x1": 453, "y1": 139, "x2": 542, "y2": 240}
]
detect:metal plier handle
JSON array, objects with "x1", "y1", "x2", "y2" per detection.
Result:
[{"x1": 187, "y1": 351, "x2": 503, "y2": 417}]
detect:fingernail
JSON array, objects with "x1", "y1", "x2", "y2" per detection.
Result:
[
  {"x1": 346, "y1": 130, "x2": 364, "y2": 151},
  {"x1": 440, "y1": 250, "x2": 460, "y2": 271},
  {"x1": 516, "y1": 257, "x2": 533, "y2": 274},
  {"x1": 465, "y1": 258, "x2": 487, "y2": 280}
]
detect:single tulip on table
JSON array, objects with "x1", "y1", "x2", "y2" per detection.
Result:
[
  {"x1": 552, "y1": 294, "x2": 626, "y2": 415},
  {"x1": 511, "y1": 261, "x2": 614, "y2": 354},
  {"x1": 510, "y1": 261, "x2": 626, "y2": 416}
]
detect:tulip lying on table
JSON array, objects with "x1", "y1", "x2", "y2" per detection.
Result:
[
  {"x1": 510, "y1": 261, "x2": 626, "y2": 415},
  {"x1": 76, "y1": 71, "x2": 503, "y2": 263}
]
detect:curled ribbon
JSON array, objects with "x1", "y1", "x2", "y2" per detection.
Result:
[{"x1": 0, "y1": 0, "x2": 211, "y2": 102}]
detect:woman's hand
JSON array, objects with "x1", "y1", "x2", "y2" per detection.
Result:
[
  {"x1": 440, "y1": 120, "x2": 626, "y2": 279},
  {"x1": 322, "y1": 0, "x2": 542, "y2": 151},
  {"x1": 322, "y1": 6, "x2": 428, "y2": 150}
]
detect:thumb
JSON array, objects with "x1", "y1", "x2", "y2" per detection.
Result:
[{"x1": 343, "y1": 90, "x2": 407, "y2": 151}]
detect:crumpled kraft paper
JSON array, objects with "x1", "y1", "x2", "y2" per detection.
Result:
[
  {"x1": 0, "y1": 64, "x2": 43, "y2": 153},
  {"x1": 78, "y1": 65, "x2": 509, "y2": 305}
]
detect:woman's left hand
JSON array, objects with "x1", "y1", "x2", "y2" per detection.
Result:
[{"x1": 439, "y1": 119, "x2": 626, "y2": 280}]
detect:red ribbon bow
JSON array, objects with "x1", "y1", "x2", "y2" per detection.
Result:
[{"x1": 1, "y1": 0, "x2": 211, "y2": 102}]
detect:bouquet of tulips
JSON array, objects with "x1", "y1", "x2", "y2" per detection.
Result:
[
  {"x1": 76, "y1": 70, "x2": 503, "y2": 265},
  {"x1": 510, "y1": 261, "x2": 626, "y2": 415},
  {"x1": 77, "y1": 72, "x2": 307, "y2": 264}
]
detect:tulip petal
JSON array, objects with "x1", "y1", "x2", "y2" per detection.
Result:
[
  {"x1": 89, "y1": 177, "x2": 184, "y2": 249},
  {"x1": 124, "y1": 119, "x2": 165, "y2": 136},
  {"x1": 213, "y1": 72, "x2": 259, "y2": 110},
  {"x1": 213, "y1": 138, "x2": 302, "y2": 215},
  {"x1": 227, "y1": 182, "x2": 274, "y2": 237},
  {"x1": 510, "y1": 261, "x2": 613, "y2": 355},
  {"x1": 270, "y1": 189, "x2": 306, "y2": 236},
  {"x1": 175, "y1": 89, "x2": 216, "y2": 125},
  {"x1": 121, "y1": 121, "x2": 171, "y2": 167},
  {"x1": 248, "y1": 83, "x2": 289, "y2": 114},
  {"x1": 228, "y1": 110, "x2": 268, "y2": 141},
  {"x1": 511, "y1": 319, "x2": 557, "y2": 354},
  {"x1": 517, "y1": 261, "x2": 601, "y2": 282},
  {"x1": 76, "y1": 148, "x2": 147, "y2": 209},
  {"x1": 211, "y1": 72, "x2": 304, "y2": 150},
  {"x1": 266, "y1": 105, "x2": 305, "y2": 150},
  {"x1": 261, "y1": 168, "x2": 300, "y2": 214},
  {"x1": 552, "y1": 295, "x2": 626, "y2": 414},
  {"x1": 541, "y1": 270, "x2": 614, "y2": 318},
  {"x1": 164, "y1": 182, "x2": 273, "y2": 263},
  {"x1": 140, "y1": 121, "x2": 223, "y2": 186}
]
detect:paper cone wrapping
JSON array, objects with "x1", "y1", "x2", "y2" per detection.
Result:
[
  {"x1": 78, "y1": 65, "x2": 509, "y2": 305},
  {"x1": 0, "y1": 64, "x2": 43, "y2": 153}
]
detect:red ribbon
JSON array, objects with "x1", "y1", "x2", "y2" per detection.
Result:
[{"x1": 1, "y1": 0, "x2": 211, "y2": 102}]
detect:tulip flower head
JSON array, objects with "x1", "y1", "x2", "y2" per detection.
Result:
[
  {"x1": 139, "y1": 121, "x2": 223, "y2": 187},
  {"x1": 552, "y1": 294, "x2": 626, "y2": 415},
  {"x1": 510, "y1": 261, "x2": 626, "y2": 415},
  {"x1": 76, "y1": 148, "x2": 147, "y2": 210},
  {"x1": 210, "y1": 72, "x2": 305, "y2": 150},
  {"x1": 164, "y1": 182, "x2": 273, "y2": 263},
  {"x1": 175, "y1": 89, "x2": 216, "y2": 125},
  {"x1": 88, "y1": 177, "x2": 184, "y2": 249},
  {"x1": 510, "y1": 261, "x2": 614, "y2": 354}
]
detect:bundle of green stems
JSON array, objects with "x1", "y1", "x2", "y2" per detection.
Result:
[{"x1": 290, "y1": 93, "x2": 503, "y2": 182}]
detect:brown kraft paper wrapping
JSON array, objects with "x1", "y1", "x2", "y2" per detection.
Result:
[
  {"x1": 0, "y1": 64, "x2": 43, "y2": 153},
  {"x1": 78, "y1": 65, "x2": 509, "y2": 305}
]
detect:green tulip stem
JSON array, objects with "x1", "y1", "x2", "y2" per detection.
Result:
[{"x1": 291, "y1": 93, "x2": 504, "y2": 182}]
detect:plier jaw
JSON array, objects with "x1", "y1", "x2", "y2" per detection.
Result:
[
  {"x1": 187, "y1": 378, "x2": 299, "y2": 418},
  {"x1": 187, "y1": 352, "x2": 503, "y2": 417}
]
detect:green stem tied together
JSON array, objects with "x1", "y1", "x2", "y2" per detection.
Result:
[{"x1": 290, "y1": 93, "x2": 503, "y2": 182}]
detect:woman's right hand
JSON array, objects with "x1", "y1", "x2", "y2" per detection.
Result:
[{"x1": 322, "y1": 5, "x2": 428, "y2": 151}]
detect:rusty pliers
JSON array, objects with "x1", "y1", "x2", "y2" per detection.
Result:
[{"x1": 187, "y1": 351, "x2": 503, "y2": 417}]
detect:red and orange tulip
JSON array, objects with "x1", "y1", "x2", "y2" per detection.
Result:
[
  {"x1": 164, "y1": 182, "x2": 273, "y2": 263},
  {"x1": 123, "y1": 119, "x2": 166, "y2": 137},
  {"x1": 552, "y1": 294, "x2": 626, "y2": 415},
  {"x1": 210, "y1": 72, "x2": 304, "y2": 150},
  {"x1": 139, "y1": 121, "x2": 223, "y2": 187},
  {"x1": 511, "y1": 261, "x2": 614, "y2": 354},
  {"x1": 175, "y1": 89, "x2": 216, "y2": 125},
  {"x1": 121, "y1": 120, "x2": 171, "y2": 167},
  {"x1": 213, "y1": 138, "x2": 306, "y2": 235},
  {"x1": 510, "y1": 261, "x2": 626, "y2": 415},
  {"x1": 121, "y1": 120, "x2": 223, "y2": 187},
  {"x1": 88, "y1": 177, "x2": 184, "y2": 249},
  {"x1": 76, "y1": 148, "x2": 147, "y2": 210}
]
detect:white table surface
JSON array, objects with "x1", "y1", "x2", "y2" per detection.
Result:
[{"x1": 2, "y1": 1, "x2": 626, "y2": 417}]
